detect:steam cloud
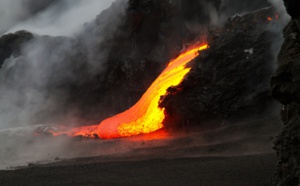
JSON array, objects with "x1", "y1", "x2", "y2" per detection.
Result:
[
  {"x1": 2, "y1": 0, "x2": 115, "y2": 36},
  {"x1": 0, "y1": 0, "x2": 64, "y2": 35},
  {"x1": 8, "y1": 0, "x2": 116, "y2": 36},
  {"x1": 0, "y1": 0, "x2": 127, "y2": 130},
  {"x1": 0, "y1": 0, "x2": 129, "y2": 169}
]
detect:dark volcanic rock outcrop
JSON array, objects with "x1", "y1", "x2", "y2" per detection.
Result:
[
  {"x1": 160, "y1": 7, "x2": 280, "y2": 130},
  {"x1": 271, "y1": 7, "x2": 300, "y2": 186}
]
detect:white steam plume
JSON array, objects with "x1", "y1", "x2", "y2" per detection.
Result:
[
  {"x1": 0, "y1": 0, "x2": 32, "y2": 34},
  {"x1": 5, "y1": 0, "x2": 115, "y2": 36},
  {"x1": 0, "y1": 0, "x2": 129, "y2": 170},
  {"x1": 0, "y1": 0, "x2": 128, "y2": 129},
  {"x1": 0, "y1": 0, "x2": 59, "y2": 34}
]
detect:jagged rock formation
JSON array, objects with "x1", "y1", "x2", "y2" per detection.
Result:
[
  {"x1": 160, "y1": 7, "x2": 280, "y2": 130},
  {"x1": 271, "y1": 1, "x2": 300, "y2": 185}
]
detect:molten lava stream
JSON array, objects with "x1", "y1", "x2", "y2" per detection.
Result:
[
  {"x1": 49, "y1": 44, "x2": 208, "y2": 139},
  {"x1": 96, "y1": 44, "x2": 208, "y2": 139}
]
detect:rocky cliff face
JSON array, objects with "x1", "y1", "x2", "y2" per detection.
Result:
[{"x1": 271, "y1": 18, "x2": 300, "y2": 186}]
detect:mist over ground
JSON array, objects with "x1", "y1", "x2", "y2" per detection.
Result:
[{"x1": 0, "y1": 117, "x2": 281, "y2": 170}]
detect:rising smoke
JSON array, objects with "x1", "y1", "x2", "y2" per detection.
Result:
[
  {"x1": 0, "y1": 0, "x2": 129, "y2": 169},
  {"x1": 0, "y1": 0, "x2": 57, "y2": 34},
  {"x1": 0, "y1": 0, "x2": 128, "y2": 130}
]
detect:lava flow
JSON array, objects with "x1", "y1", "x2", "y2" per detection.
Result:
[
  {"x1": 98, "y1": 44, "x2": 208, "y2": 138},
  {"x1": 49, "y1": 44, "x2": 208, "y2": 139}
]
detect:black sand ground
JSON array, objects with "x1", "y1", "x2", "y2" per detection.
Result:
[
  {"x1": 0, "y1": 153, "x2": 276, "y2": 186},
  {"x1": 0, "y1": 117, "x2": 281, "y2": 186}
]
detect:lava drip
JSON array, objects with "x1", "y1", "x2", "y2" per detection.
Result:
[
  {"x1": 97, "y1": 44, "x2": 208, "y2": 139},
  {"x1": 48, "y1": 44, "x2": 208, "y2": 139}
]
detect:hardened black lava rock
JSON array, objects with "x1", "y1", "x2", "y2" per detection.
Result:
[
  {"x1": 159, "y1": 7, "x2": 280, "y2": 130},
  {"x1": 270, "y1": 1, "x2": 300, "y2": 185}
]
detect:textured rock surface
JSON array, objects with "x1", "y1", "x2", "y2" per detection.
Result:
[
  {"x1": 269, "y1": 1, "x2": 300, "y2": 185},
  {"x1": 160, "y1": 7, "x2": 280, "y2": 130},
  {"x1": 271, "y1": 0, "x2": 300, "y2": 186},
  {"x1": 271, "y1": 19, "x2": 300, "y2": 186}
]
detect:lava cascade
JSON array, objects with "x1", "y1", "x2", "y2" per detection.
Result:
[
  {"x1": 97, "y1": 44, "x2": 208, "y2": 139},
  {"x1": 49, "y1": 44, "x2": 208, "y2": 139}
]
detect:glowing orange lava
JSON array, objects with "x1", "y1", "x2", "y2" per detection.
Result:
[
  {"x1": 267, "y1": 14, "x2": 279, "y2": 21},
  {"x1": 97, "y1": 44, "x2": 208, "y2": 139},
  {"x1": 47, "y1": 44, "x2": 208, "y2": 139}
]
